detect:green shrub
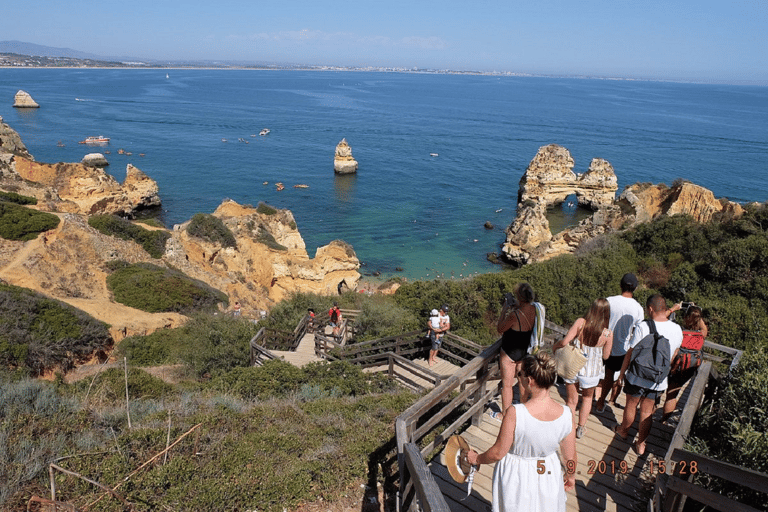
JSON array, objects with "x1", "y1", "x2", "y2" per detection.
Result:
[
  {"x1": 0, "y1": 284, "x2": 112, "y2": 375},
  {"x1": 88, "y1": 214, "x2": 169, "y2": 258},
  {"x1": 106, "y1": 262, "x2": 227, "y2": 314},
  {"x1": 187, "y1": 213, "x2": 237, "y2": 248},
  {"x1": 689, "y1": 347, "x2": 768, "y2": 508},
  {"x1": 119, "y1": 314, "x2": 258, "y2": 376},
  {"x1": 0, "y1": 202, "x2": 59, "y2": 241},
  {"x1": 256, "y1": 202, "x2": 278, "y2": 215},
  {"x1": 256, "y1": 228, "x2": 287, "y2": 251},
  {"x1": 0, "y1": 190, "x2": 37, "y2": 205}
]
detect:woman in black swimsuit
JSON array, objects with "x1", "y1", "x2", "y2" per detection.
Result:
[{"x1": 495, "y1": 282, "x2": 537, "y2": 417}]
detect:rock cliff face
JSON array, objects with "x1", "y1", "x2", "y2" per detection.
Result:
[
  {"x1": 0, "y1": 120, "x2": 361, "y2": 343},
  {"x1": 164, "y1": 200, "x2": 361, "y2": 316},
  {"x1": 12, "y1": 158, "x2": 161, "y2": 216},
  {"x1": 502, "y1": 145, "x2": 744, "y2": 265},
  {"x1": 0, "y1": 117, "x2": 32, "y2": 159},
  {"x1": 518, "y1": 144, "x2": 617, "y2": 209},
  {"x1": 334, "y1": 138, "x2": 358, "y2": 174},
  {"x1": 13, "y1": 90, "x2": 39, "y2": 108}
]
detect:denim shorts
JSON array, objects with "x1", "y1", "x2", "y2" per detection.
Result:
[{"x1": 623, "y1": 381, "x2": 662, "y2": 402}]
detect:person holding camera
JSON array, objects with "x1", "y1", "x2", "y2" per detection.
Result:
[
  {"x1": 493, "y1": 283, "x2": 542, "y2": 417},
  {"x1": 663, "y1": 302, "x2": 707, "y2": 424}
]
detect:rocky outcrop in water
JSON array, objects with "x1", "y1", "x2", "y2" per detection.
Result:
[
  {"x1": 501, "y1": 145, "x2": 744, "y2": 265},
  {"x1": 13, "y1": 90, "x2": 39, "y2": 108},
  {"x1": 81, "y1": 153, "x2": 109, "y2": 167},
  {"x1": 334, "y1": 138, "x2": 358, "y2": 174},
  {"x1": 518, "y1": 144, "x2": 617, "y2": 208}
]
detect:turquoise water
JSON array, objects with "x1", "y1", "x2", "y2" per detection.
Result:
[{"x1": 1, "y1": 70, "x2": 766, "y2": 280}]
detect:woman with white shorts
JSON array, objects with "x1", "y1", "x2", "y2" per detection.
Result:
[{"x1": 553, "y1": 298, "x2": 613, "y2": 439}]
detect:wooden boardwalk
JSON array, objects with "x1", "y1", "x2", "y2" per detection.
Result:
[
  {"x1": 271, "y1": 332, "x2": 323, "y2": 367},
  {"x1": 431, "y1": 378, "x2": 692, "y2": 512}
]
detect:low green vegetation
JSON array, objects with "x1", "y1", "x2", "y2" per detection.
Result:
[
  {"x1": 0, "y1": 202, "x2": 59, "y2": 241},
  {"x1": 0, "y1": 190, "x2": 37, "y2": 205},
  {"x1": 256, "y1": 201, "x2": 278, "y2": 215},
  {"x1": 118, "y1": 314, "x2": 259, "y2": 377},
  {"x1": 106, "y1": 262, "x2": 228, "y2": 314},
  {"x1": 186, "y1": 213, "x2": 237, "y2": 248},
  {"x1": 0, "y1": 283, "x2": 112, "y2": 375},
  {"x1": 88, "y1": 214, "x2": 170, "y2": 258},
  {"x1": 0, "y1": 359, "x2": 412, "y2": 511}
]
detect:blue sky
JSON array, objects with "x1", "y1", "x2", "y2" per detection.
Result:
[{"x1": 3, "y1": 0, "x2": 767, "y2": 82}]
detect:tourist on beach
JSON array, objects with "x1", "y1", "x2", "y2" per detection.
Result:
[
  {"x1": 427, "y1": 308, "x2": 445, "y2": 366},
  {"x1": 552, "y1": 298, "x2": 613, "y2": 439},
  {"x1": 493, "y1": 283, "x2": 545, "y2": 417},
  {"x1": 466, "y1": 353, "x2": 576, "y2": 512},
  {"x1": 662, "y1": 302, "x2": 707, "y2": 425},
  {"x1": 615, "y1": 294, "x2": 682, "y2": 455},
  {"x1": 596, "y1": 273, "x2": 644, "y2": 412},
  {"x1": 329, "y1": 302, "x2": 342, "y2": 337}
]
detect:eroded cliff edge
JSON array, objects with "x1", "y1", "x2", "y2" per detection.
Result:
[
  {"x1": 0, "y1": 118, "x2": 360, "y2": 340},
  {"x1": 501, "y1": 144, "x2": 745, "y2": 265}
]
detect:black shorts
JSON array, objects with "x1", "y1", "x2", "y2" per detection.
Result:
[
  {"x1": 623, "y1": 382, "x2": 662, "y2": 402},
  {"x1": 604, "y1": 354, "x2": 624, "y2": 373}
]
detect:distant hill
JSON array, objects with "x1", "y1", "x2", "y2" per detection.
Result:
[{"x1": 0, "y1": 40, "x2": 110, "y2": 61}]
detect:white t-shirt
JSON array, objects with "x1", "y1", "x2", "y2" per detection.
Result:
[
  {"x1": 429, "y1": 316, "x2": 441, "y2": 330},
  {"x1": 626, "y1": 319, "x2": 683, "y2": 391},
  {"x1": 607, "y1": 295, "x2": 645, "y2": 357}
]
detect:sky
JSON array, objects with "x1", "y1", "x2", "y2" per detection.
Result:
[{"x1": 3, "y1": 0, "x2": 767, "y2": 83}]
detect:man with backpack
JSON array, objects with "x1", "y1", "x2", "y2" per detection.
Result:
[
  {"x1": 329, "y1": 303, "x2": 342, "y2": 338},
  {"x1": 614, "y1": 294, "x2": 682, "y2": 456}
]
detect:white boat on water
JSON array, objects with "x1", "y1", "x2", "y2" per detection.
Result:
[
  {"x1": 79, "y1": 136, "x2": 110, "y2": 144},
  {"x1": 259, "y1": 128, "x2": 270, "y2": 136}
]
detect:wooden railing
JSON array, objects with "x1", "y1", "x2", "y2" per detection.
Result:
[
  {"x1": 650, "y1": 342, "x2": 767, "y2": 512},
  {"x1": 392, "y1": 326, "x2": 744, "y2": 512}
]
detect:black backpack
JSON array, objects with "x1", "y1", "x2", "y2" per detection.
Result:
[{"x1": 628, "y1": 320, "x2": 671, "y2": 385}]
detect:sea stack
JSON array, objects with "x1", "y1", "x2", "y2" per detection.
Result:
[
  {"x1": 334, "y1": 138, "x2": 358, "y2": 174},
  {"x1": 13, "y1": 90, "x2": 39, "y2": 108},
  {"x1": 81, "y1": 153, "x2": 109, "y2": 167}
]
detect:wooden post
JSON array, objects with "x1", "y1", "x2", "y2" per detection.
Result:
[{"x1": 123, "y1": 357, "x2": 131, "y2": 429}]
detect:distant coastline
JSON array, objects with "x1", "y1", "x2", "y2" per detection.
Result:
[{"x1": 2, "y1": 52, "x2": 765, "y2": 86}]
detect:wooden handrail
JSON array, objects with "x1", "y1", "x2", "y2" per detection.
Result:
[{"x1": 401, "y1": 443, "x2": 451, "y2": 512}]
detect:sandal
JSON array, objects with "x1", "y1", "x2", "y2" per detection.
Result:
[
  {"x1": 632, "y1": 441, "x2": 646, "y2": 456},
  {"x1": 613, "y1": 424, "x2": 628, "y2": 441}
]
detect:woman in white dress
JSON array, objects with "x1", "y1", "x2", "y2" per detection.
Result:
[{"x1": 466, "y1": 353, "x2": 577, "y2": 512}]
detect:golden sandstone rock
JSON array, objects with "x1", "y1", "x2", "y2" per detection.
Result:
[
  {"x1": 502, "y1": 145, "x2": 743, "y2": 266},
  {"x1": 334, "y1": 138, "x2": 358, "y2": 174}
]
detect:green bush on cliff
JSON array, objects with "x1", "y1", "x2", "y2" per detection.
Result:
[
  {"x1": 186, "y1": 213, "x2": 237, "y2": 248},
  {"x1": 256, "y1": 201, "x2": 278, "y2": 215},
  {"x1": 118, "y1": 313, "x2": 258, "y2": 377},
  {"x1": 0, "y1": 190, "x2": 37, "y2": 205},
  {"x1": 0, "y1": 283, "x2": 112, "y2": 375},
  {"x1": 106, "y1": 262, "x2": 227, "y2": 314},
  {"x1": 689, "y1": 346, "x2": 768, "y2": 508},
  {"x1": 88, "y1": 214, "x2": 170, "y2": 258},
  {"x1": 0, "y1": 202, "x2": 59, "y2": 241}
]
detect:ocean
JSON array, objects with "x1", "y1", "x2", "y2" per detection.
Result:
[{"x1": 1, "y1": 69, "x2": 766, "y2": 281}]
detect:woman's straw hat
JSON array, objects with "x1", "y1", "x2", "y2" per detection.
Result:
[{"x1": 445, "y1": 435, "x2": 474, "y2": 483}]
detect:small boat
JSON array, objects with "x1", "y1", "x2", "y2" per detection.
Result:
[
  {"x1": 79, "y1": 136, "x2": 110, "y2": 144},
  {"x1": 221, "y1": 138, "x2": 227, "y2": 143},
  {"x1": 259, "y1": 128, "x2": 270, "y2": 136},
  {"x1": 57, "y1": 141, "x2": 65, "y2": 147},
  {"x1": 166, "y1": 73, "x2": 169, "y2": 79},
  {"x1": 430, "y1": 153, "x2": 438, "y2": 157},
  {"x1": 293, "y1": 184, "x2": 309, "y2": 189},
  {"x1": 275, "y1": 182, "x2": 284, "y2": 191}
]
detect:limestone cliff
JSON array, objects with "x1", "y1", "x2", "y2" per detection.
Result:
[
  {"x1": 0, "y1": 120, "x2": 361, "y2": 349},
  {"x1": 164, "y1": 200, "x2": 361, "y2": 316},
  {"x1": 334, "y1": 138, "x2": 358, "y2": 174},
  {"x1": 502, "y1": 145, "x2": 743, "y2": 265},
  {"x1": 12, "y1": 158, "x2": 161, "y2": 216},
  {"x1": 518, "y1": 144, "x2": 617, "y2": 209}
]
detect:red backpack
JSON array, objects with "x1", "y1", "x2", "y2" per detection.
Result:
[{"x1": 672, "y1": 330, "x2": 705, "y2": 372}]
